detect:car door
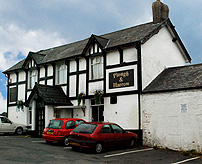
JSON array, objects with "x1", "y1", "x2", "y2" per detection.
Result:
[
  {"x1": 0, "y1": 117, "x2": 15, "y2": 133},
  {"x1": 100, "y1": 124, "x2": 115, "y2": 147},
  {"x1": 111, "y1": 124, "x2": 127, "y2": 146}
]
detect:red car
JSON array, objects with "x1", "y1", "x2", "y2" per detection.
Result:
[
  {"x1": 42, "y1": 118, "x2": 85, "y2": 146},
  {"x1": 69, "y1": 122, "x2": 138, "y2": 153}
]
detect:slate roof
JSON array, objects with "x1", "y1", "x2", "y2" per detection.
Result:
[
  {"x1": 27, "y1": 84, "x2": 73, "y2": 106},
  {"x1": 143, "y1": 64, "x2": 202, "y2": 93},
  {"x1": 3, "y1": 18, "x2": 191, "y2": 73}
]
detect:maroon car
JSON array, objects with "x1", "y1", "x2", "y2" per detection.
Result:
[
  {"x1": 69, "y1": 122, "x2": 138, "y2": 153},
  {"x1": 43, "y1": 118, "x2": 85, "y2": 146}
]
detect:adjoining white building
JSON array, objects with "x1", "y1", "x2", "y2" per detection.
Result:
[
  {"x1": 142, "y1": 64, "x2": 202, "y2": 152},
  {"x1": 3, "y1": 0, "x2": 192, "y2": 147}
]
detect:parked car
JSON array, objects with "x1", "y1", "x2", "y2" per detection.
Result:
[
  {"x1": 69, "y1": 122, "x2": 138, "y2": 153},
  {"x1": 0, "y1": 116, "x2": 27, "y2": 135},
  {"x1": 42, "y1": 118, "x2": 85, "y2": 146}
]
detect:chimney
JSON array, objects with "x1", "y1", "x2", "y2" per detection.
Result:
[{"x1": 152, "y1": 0, "x2": 169, "y2": 23}]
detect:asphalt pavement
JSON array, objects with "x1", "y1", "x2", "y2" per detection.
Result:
[{"x1": 0, "y1": 134, "x2": 201, "y2": 164}]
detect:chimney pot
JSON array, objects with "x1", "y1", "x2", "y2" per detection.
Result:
[{"x1": 152, "y1": 0, "x2": 169, "y2": 23}]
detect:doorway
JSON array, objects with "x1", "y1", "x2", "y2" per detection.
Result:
[
  {"x1": 92, "y1": 105, "x2": 104, "y2": 122},
  {"x1": 36, "y1": 107, "x2": 45, "y2": 136}
]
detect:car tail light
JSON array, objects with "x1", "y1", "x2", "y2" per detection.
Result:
[{"x1": 57, "y1": 131, "x2": 62, "y2": 136}]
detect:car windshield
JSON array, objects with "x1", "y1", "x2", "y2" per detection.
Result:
[
  {"x1": 73, "y1": 123, "x2": 97, "y2": 134},
  {"x1": 47, "y1": 120, "x2": 63, "y2": 129}
]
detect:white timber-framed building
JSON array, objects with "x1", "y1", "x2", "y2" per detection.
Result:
[{"x1": 4, "y1": 1, "x2": 198, "y2": 150}]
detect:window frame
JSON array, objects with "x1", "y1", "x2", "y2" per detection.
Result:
[
  {"x1": 56, "y1": 63, "x2": 67, "y2": 85},
  {"x1": 90, "y1": 55, "x2": 104, "y2": 80},
  {"x1": 9, "y1": 87, "x2": 17, "y2": 102},
  {"x1": 29, "y1": 70, "x2": 37, "y2": 89}
]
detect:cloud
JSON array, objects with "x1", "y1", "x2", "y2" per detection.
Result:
[
  {"x1": 0, "y1": 23, "x2": 68, "y2": 71},
  {"x1": 0, "y1": 92, "x2": 6, "y2": 114}
]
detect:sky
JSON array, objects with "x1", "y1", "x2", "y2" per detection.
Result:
[{"x1": 0, "y1": 0, "x2": 202, "y2": 114}]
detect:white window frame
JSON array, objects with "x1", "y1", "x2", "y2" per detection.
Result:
[
  {"x1": 90, "y1": 56, "x2": 104, "y2": 80},
  {"x1": 29, "y1": 70, "x2": 37, "y2": 89},
  {"x1": 57, "y1": 63, "x2": 67, "y2": 84}
]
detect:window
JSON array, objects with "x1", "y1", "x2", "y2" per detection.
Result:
[
  {"x1": 76, "y1": 120, "x2": 85, "y2": 126},
  {"x1": 90, "y1": 56, "x2": 103, "y2": 80},
  {"x1": 57, "y1": 63, "x2": 67, "y2": 84},
  {"x1": 29, "y1": 70, "x2": 37, "y2": 89},
  {"x1": 1, "y1": 117, "x2": 12, "y2": 124},
  {"x1": 101, "y1": 125, "x2": 113, "y2": 133},
  {"x1": 65, "y1": 121, "x2": 76, "y2": 129},
  {"x1": 111, "y1": 124, "x2": 124, "y2": 133},
  {"x1": 47, "y1": 120, "x2": 63, "y2": 129},
  {"x1": 9, "y1": 87, "x2": 17, "y2": 102}
]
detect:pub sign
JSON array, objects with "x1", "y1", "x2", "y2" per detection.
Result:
[{"x1": 109, "y1": 69, "x2": 134, "y2": 89}]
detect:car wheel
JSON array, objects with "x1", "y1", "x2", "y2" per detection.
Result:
[
  {"x1": 129, "y1": 138, "x2": 136, "y2": 148},
  {"x1": 95, "y1": 142, "x2": 103, "y2": 153},
  {"x1": 16, "y1": 127, "x2": 23, "y2": 135},
  {"x1": 64, "y1": 137, "x2": 70, "y2": 146}
]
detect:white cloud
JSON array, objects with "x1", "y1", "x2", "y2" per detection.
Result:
[
  {"x1": 0, "y1": 23, "x2": 68, "y2": 71},
  {"x1": 0, "y1": 92, "x2": 6, "y2": 114}
]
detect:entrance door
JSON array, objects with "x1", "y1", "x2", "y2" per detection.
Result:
[
  {"x1": 92, "y1": 106, "x2": 104, "y2": 122},
  {"x1": 36, "y1": 108, "x2": 45, "y2": 136}
]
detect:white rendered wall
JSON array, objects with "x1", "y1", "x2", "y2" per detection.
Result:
[
  {"x1": 71, "y1": 99, "x2": 91, "y2": 122},
  {"x1": 47, "y1": 79, "x2": 53, "y2": 85},
  {"x1": 40, "y1": 67, "x2": 45, "y2": 78},
  {"x1": 47, "y1": 65, "x2": 53, "y2": 76},
  {"x1": 69, "y1": 60, "x2": 76, "y2": 73},
  {"x1": 106, "y1": 51, "x2": 120, "y2": 66},
  {"x1": 10, "y1": 73, "x2": 16, "y2": 83},
  {"x1": 18, "y1": 84, "x2": 25, "y2": 101},
  {"x1": 123, "y1": 47, "x2": 137, "y2": 62},
  {"x1": 104, "y1": 94, "x2": 139, "y2": 129},
  {"x1": 39, "y1": 81, "x2": 45, "y2": 85},
  {"x1": 45, "y1": 105, "x2": 54, "y2": 127},
  {"x1": 69, "y1": 75, "x2": 76, "y2": 97},
  {"x1": 8, "y1": 106, "x2": 28, "y2": 125},
  {"x1": 142, "y1": 89, "x2": 202, "y2": 153},
  {"x1": 79, "y1": 58, "x2": 86, "y2": 71},
  {"x1": 142, "y1": 27, "x2": 187, "y2": 89},
  {"x1": 79, "y1": 74, "x2": 86, "y2": 93},
  {"x1": 18, "y1": 71, "x2": 25, "y2": 81},
  {"x1": 88, "y1": 81, "x2": 104, "y2": 95}
]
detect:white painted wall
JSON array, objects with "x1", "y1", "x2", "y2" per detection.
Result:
[
  {"x1": 69, "y1": 60, "x2": 76, "y2": 73},
  {"x1": 45, "y1": 105, "x2": 54, "y2": 127},
  {"x1": 123, "y1": 47, "x2": 137, "y2": 62},
  {"x1": 9, "y1": 73, "x2": 16, "y2": 83},
  {"x1": 79, "y1": 58, "x2": 86, "y2": 71},
  {"x1": 142, "y1": 27, "x2": 187, "y2": 89},
  {"x1": 18, "y1": 84, "x2": 25, "y2": 101},
  {"x1": 19, "y1": 71, "x2": 25, "y2": 82},
  {"x1": 79, "y1": 74, "x2": 86, "y2": 93},
  {"x1": 106, "y1": 51, "x2": 120, "y2": 66},
  {"x1": 69, "y1": 75, "x2": 76, "y2": 97},
  {"x1": 104, "y1": 94, "x2": 139, "y2": 129},
  {"x1": 40, "y1": 67, "x2": 45, "y2": 78},
  {"x1": 88, "y1": 81, "x2": 104, "y2": 95},
  {"x1": 47, "y1": 65, "x2": 53, "y2": 76},
  {"x1": 142, "y1": 89, "x2": 202, "y2": 153},
  {"x1": 47, "y1": 79, "x2": 53, "y2": 85},
  {"x1": 8, "y1": 106, "x2": 28, "y2": 125}
]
